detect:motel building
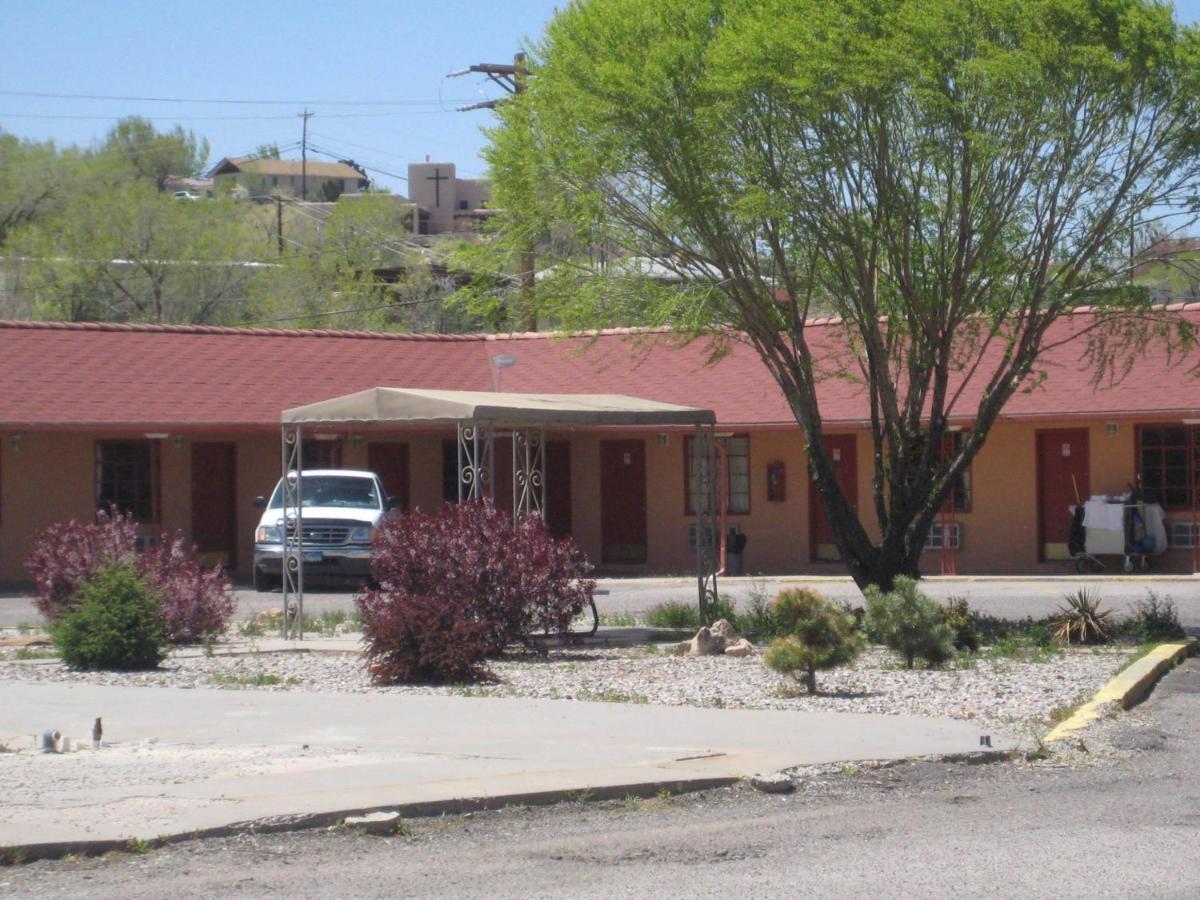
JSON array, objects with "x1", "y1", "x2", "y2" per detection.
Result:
[{"x1": 0, "y1": 312, "x2": 1197, "y2": 587}]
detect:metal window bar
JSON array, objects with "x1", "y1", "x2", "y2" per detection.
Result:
[
  {"x1": 281, "y1": 424, "x2": 304, "y2": 640},
  {"x1": 457, "y1": 420, "x2": 496, "y2": 505}
]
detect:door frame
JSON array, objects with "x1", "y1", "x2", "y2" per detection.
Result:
[{"x1": 1035, "y1": 428, "x2": 1090, "y2": 563}]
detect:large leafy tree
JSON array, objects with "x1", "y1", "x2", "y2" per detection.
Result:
[
  {"x1": 10, "y1": 180, "x2": 264, "y2": 323},
  {"x1": 483, "y1": 0, "x2": 1200, "y2": 590},
  {"x1": 101, "y1": 117, "x2": 209, "y2": 191}
]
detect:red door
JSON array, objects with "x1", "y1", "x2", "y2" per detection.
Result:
[
  {"x1": 810, "y1": 434, "x2": 857, "y2": 561},
  {"x1": 191, "y1": 442, "x2": 237, "y2": 567},
  {"x1": 1036, "y1": 429, "x2": 1089, "y2": 561},
  {"x1": 545, "y1": 440, "x2": 572, "y2": 537},
  {"x1": 367, "y1": 442, "x2": 410, "y2": 511},
  {"x1": 601, "y1": 440, "x2": 647, "y2": 563}
]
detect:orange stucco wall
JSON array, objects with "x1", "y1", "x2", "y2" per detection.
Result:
[{"x1": 2, "y1": 420, "x2": 1196, "y2": 584}]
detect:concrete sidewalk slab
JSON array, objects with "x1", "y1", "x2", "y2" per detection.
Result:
[{"x1": 0, "y1": 681, "x2": 1012, "y2": 850}]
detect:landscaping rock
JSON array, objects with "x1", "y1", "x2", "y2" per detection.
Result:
[
  {"x1": 674, "y1": 626, "x2": 727, "y2": 657},
  {"x1": 724, "y1": 638, "x2": 756, "y2": 658},
  {"x1": 344, "y1": 811, "x2": 402, "y2": 835},
  {"x1": 750, "y1": 772, "x2": 795, "y2": 794},
  {"x1": 711, "y1": 619, "x2": 738, "y2": 641}
]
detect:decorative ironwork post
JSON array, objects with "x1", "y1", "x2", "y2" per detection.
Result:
[
  {"x1": 693, "y1": 423, "x2": 718, "y2": 624},
  {"x1": 512, "y1": 428, "x2": 545, "y2": 521},
  {"x1": 457, "y1": 420, "x2": 495, "y2": 504},
  {"x1": 280, "y1": 424, "x2": 304, "y2": 640}
]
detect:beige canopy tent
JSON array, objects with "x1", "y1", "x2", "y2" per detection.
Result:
[{"x1": 278, "y1": 388, "x2": 719, "y2": 639}]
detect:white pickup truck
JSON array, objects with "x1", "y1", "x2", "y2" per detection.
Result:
[{"x1": 252, "y1": 469, "x2": 396, "y2": 591}]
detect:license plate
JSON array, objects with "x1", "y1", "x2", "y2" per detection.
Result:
[{"x1": 302, "y1": 550, "x2": 323, "y2": 563}]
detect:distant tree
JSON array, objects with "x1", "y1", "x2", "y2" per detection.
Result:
[
  {"x1": 483, "y1": 0, "x2": 1200, "y2": 591},
  {"x1": 102, "y1": 117, "x2": 209, "y2": 190},
  {"x1": 9, "y1": 180, "x2": 267, "y2": 323},
  {"x1": 253, "y1": 143, "x2": 282, "y2": 160},
  {"x1": 0, "y1": 131, "x2": 87, "y2": 243}
]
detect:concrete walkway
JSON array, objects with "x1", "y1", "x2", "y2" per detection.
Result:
[{"x1": 0, "y1": 681, "x2": 1009, "y2": 850}]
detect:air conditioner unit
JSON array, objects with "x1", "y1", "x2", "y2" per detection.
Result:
[
  {"x1": 924, "y1": 522, "x2": 962, "y2": 551},
  {"x1": 687, "y1": 523, "x2": 715, "y2": 550},
  {"x1": 1168, "y1": 521, "x2": 1198, "y2": 549}
]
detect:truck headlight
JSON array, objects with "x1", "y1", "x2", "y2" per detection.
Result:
[
  {"x1": 256, "y1": 525, "x2": 281, "y2": 543},
  {"x1": 349, "y1": 525, "x2": 375, "y2": 543}
]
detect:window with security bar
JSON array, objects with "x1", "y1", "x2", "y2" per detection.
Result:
[
  {"x1": 96, "y1": 440, "x2": 160, "y2": 523},
  {"x1": 685, "y1": 435, "x2": 750, "y2": 515},
  {"x1": 924, "y1": 522, "x2": 962, "y2": 550},
  {"x1": 1138, "y1": 425, "x2": 1200, "y2": 510}
]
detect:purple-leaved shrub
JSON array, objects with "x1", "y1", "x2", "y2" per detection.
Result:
[
  {"x1": 25, "y1": 508, "x2": 235, "y2": 644},
  {"x1": 357, "y1": 502, "x2": 595, "y2": 684}
]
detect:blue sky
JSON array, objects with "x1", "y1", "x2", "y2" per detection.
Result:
[{"x1": 2, "y1": 0, "x2": 1199, "y2": 195}]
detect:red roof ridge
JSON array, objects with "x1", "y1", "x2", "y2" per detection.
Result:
[{"x1": 0, "y1": 320, "x2": 483, "y2": 342}]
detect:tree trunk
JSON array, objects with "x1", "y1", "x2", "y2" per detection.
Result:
[{"x1": 804, "y1": 666, "x2": 817, "y2": 694}]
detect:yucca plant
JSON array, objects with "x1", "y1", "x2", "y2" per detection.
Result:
[{"x1": 1052, "y1": 590, "x2": 1114, "y2": 645}]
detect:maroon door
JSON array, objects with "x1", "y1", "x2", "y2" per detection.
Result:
[
  {"x1": 367, "y1": 442, "x2": 410, "y2": 512},
  {"x1": 545, "y1": 440, "x2": 572, "y2": 538},
  {"x1": 191, "y1": 442, "x2": 237, "y2": 566},
  {"x1": 1036, "y1": 429, "x2": 1090, "y2": 561},
  {"x1": 809, "y1": 434, "x2": 857, "y2": 561},
  {"x1": 601, "y1": 440, "x2": 647, "y2": 563}
]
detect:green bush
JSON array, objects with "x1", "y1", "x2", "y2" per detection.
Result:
[
  {"x1": 1124, "y1": 591, "x2": 1185, "y2": 643},
  {"x1": 763, "y1": 589, "x2": 865, "y2": 693},
  {"x1": 942, "y1": 597, "x2": 980, "y2": 652},
  {"x1": 50, "y1": 564, "x2": 167, "y2": 670},
  {"x1": 864, "y1": 576, "x2": 955, "y2": 669},
  {"x1": 644, "y1": 601, "x2": 700, "y2": 630}
]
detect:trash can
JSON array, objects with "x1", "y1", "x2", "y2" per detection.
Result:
[{"x1": 726, "y1": 533, "x2": 748, "y2": 576}]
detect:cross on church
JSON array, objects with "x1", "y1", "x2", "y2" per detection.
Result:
[{"x1": 426, "y1": 167, "x2": 449, "y2": 207}]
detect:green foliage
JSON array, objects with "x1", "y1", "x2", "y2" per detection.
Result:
[
  {"x1": 50, "y1": 564, "x2": 166, "y2": 671},
  {"x1": 735, "y1": 587, "x2": 789, "y2": 641},
  {"x1": 481, "y1": 0, "x2": 1200, "y2": 589},
  {"x1": 942, "y1": 597, "x2": 980, "y2": 652},
  {"x1": 643, "y1": 600, "x2": 700, "y2": 630},
  {"x1": 1124, "y1": 591, "x2": 1185, "y2": 643},
  {"x1": 864, "y1": 577, "x2": 955, "y2": 669},
  {"x1": 1052, "y1": 589, "x2": 1115, "y2": 646},
  {"x1": 102, "y1": 117, "x2": 208, "y2": 189},
  {"x1": 763, "y1": 588, "x2": 864, "y2": 692}
]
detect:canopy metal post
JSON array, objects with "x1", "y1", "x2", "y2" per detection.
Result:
[
  {"x1": 280, "y1": 424, "x2": 304, "y2": 640},
  {"x1": 513, "y1": 428, "x2": 546, "y2": 521},
  {"x1": 457, "y1": 419, "x2": 495, "y2": 504},
  {"x1": 693, "y1": 423, "x2": 718, "y2": 624}
]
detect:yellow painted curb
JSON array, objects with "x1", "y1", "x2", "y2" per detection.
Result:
[{"x1": 1046, "y1": 638, "x2": 1197, "y2": 743}]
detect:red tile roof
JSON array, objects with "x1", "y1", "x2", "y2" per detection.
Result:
[{"x1": 0, "y1": 310, "x2": 1196, "y2": 430}]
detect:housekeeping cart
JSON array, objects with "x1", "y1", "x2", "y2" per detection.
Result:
[{"x1": 1069, "y1": 497, "x2": 1167, "y2": 573}]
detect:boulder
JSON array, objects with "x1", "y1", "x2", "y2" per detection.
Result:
[
  {"x1": 711, "y1": 619, "x2": 738, "y2": 640},
  {"x1": 673, "y1": 626, "x2": 727, "y2": 656},
  {"x1": 724, "y1": 638, "x2": 756, "y2": 657}
]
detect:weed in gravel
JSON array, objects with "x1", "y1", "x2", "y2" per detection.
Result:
[
  {"x1": 1047, "y1": 702, "x2": 1083, "y2": 726},
  {"x1": 393, "y1": 818, "x2": 413, "y2": 837},
  {"x1": 657, "y1": 788, "x2": 672, "y2": 800},
  {"x1": 209, "y1": 672, "x2": 296, "y2": 688},
  {"x1": 565, "y1": 788, "x2": 594, "y2": 803},
  {"x1": 126, "y1": 837, "x2": 151, "y2": 854},
  {"x1": 644, "y1": 601, "x2": 700, "y2": 630},
  {"x1": 622, "y1": 793, "x2": 643, "y2": 810},
  {"x1": 840, "y1": 764, "x2": 861, "y2": 776},
  {"x1": 576, "y1": 688, "x2": 649, "y2": 704},
  {"x1": 236, "y1": 617, "x2": 266, "y2": 638},
  {"x1": 598, "y1": 612, "x2": 638, "y2": 627},
  {"x1": 14, "y1": 647, "x2": 55, "y2": 660},
  {"x1": 1123, "y1": 591, "x2": 1185, "y2": 643},
  {"x1": 16, "y1": 621, "x2": 35, "y2": 634}
]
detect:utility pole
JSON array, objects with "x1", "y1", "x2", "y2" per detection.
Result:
[
  {"x1": 276, "y1": 195, "x2": 284, "y2": 255},
  {"x1": 449, "y1": 53, "x2": 537, "y2": 332},
  {"x1": 298, "y1": 108, "x2": 313, "y2": 201}
]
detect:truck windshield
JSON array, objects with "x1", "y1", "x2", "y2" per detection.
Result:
[{"x1": 268, "y1": 476, "x2": 381, "y2": 510}]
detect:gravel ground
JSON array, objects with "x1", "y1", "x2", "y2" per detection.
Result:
[{"x1": 0, "y1": 632, "x2": 1135, "y2": 736}]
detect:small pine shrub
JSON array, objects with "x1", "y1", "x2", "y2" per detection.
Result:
[
  {"x1": 942, "y1": 597, "x2": 980, "y2": 652},
  {"x1": 1052, "y1": 589, "x2": 1114, "y2": 645},
  {"x1": 357, "y1": 503, "x2": 595, "y2": 684},
  {"x1": 644, "y1": 601, "x2": 700, "y2": 630},
  {"x1": 763, "y1": 589, "x2": 864, "y2": 693},
  {"x1": 26, "y1": 509, "x2": 138, "y2": 621},
  {"x1": 1125, "y1": 591, "x2": 1185, "y2": 643},
  {"x1": 864, "y1": 576, "x2": 956, "y2": 669},
  {"x1": 26, "y1": 510, "x2": 235, "y2": 644},
  {"x1": 50, "y1": 563, "x2": 167, "y2": 670}
]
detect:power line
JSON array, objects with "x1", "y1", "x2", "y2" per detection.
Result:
[
  {"x1": 0, "y1": 110, "x2": 455, "y2": 122},
  {"x1": 0, "y1": 89, "x2": 476, "y2": 107}
]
